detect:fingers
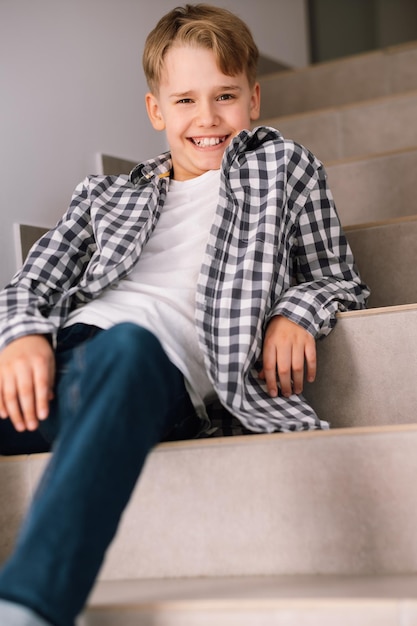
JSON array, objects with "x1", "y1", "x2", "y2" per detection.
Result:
[
  {"x1": 2, "y1": 363, "x2": 37, "y2": 431},
  {"x1": 0, "y1": 336, "x2": 55, "y2": 432},
  {"x1": 261, "y1": 340, "x2": 304, "y2": 397},
  {"x1": 304, "y1": 338, "x2": 317, "y2": 384},
  {"x1": 33, "y1": 355, "x2": 55, "y2": 422},
  {"x1": 260, "y1": 316, "x2": 316, "y2": 399}
]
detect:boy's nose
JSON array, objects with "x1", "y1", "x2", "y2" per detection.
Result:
[{"x1": 196, "y1": 102, "x2": 219, "y2": 126}]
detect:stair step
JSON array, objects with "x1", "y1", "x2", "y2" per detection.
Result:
[
  {"x1": 100, "y1": 154, "x2": 137, "y2": 176},
  {"x1": 259, "y1": 89, "x2": 417, "y2": 163},
  {"x1": 80, "y1": 575, "x2": 417, "y2": 625},
  {"x1": 344, "y1": 216, "x2": 417, "y2": 308},
  {"x1": 325, "y1": 147, "x2": 417, "y2": 225},
  {"x1": 3, "y1": 424, "x2": 417, "y2": 581},
  {"x1": 259, "y1": 41, "x2": 417, "y2": 118},
  {"x1": 0, "y1": 456, "x2": 31, "y2": 567},
  {"x1": 304, "y1": 305, "x2": 417, "y2": 428}
]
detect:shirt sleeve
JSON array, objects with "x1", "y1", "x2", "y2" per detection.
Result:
[
  {"x1": 0, "y1": 177, "x2": 96, "y2": 350},
  {"x1": 270, "y1": 161, "x2": 370, "y2": 338}
]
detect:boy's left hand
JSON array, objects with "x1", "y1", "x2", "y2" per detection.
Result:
[{"x1": 259, "y1": 315, "x2": 316, "y2": 398}]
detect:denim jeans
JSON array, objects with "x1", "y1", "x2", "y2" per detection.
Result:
[{"x1": 0, "y1": 323, "x2": 202, "y2": 626}]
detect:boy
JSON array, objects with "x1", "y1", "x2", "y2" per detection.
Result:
[{"x1": 0, "y1": 4, "x2": 369, "y2": 625}]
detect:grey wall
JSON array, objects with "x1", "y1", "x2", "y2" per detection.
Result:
[
  {"x1": 377, "y1": 0, "x2": 417, "y2": 48},
  {"x1": 309, "y1": 0, "x2": 417, "y2": 63},
  {"x1": 0, "y1": 0, "x2": 309, "y2": 288}
]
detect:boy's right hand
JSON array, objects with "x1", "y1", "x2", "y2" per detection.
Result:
[{"x1": 0, "y1": 335, "x2": 55, "y2": 432}]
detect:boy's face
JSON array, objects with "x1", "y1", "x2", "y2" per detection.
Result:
[{"x1": 146, "y1": 45, "x2": 260, "y2": 181}]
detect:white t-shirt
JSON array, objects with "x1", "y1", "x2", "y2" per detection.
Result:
[{"x1": 65, "y1": 169, "x2": 221, "y2": 415}]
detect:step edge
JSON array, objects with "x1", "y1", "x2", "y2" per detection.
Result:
[
  {"x1": 344, "y1": 214, "x2": 417, "y2": 231},
  {"x1": 85, "y1": 597, "x2": 417, "y2": 612},
  {"x1": 338, "y1": 303, "x2": 417, "y2": 319},
  {"x1": 325, "y1": 143, "x2": 417, "y2": 167},
  {"x1": 151, "y1": 423, "x2": 417, "y2": 453},
  {"x1": 2, "y1": 423, "x2": 417, "y2": 463},
  {"x1": 259, "y1": 49, "x2": 384, "y2": 82}
]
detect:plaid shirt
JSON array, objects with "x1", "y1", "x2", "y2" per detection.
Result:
[{"x1": 0, "y1": 127, "x2": 368, "y2": 432}]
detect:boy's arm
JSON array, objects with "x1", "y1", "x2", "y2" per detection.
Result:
[
  {"x1": 0, "y1": 177, "x2": 96, "y2": 352},
  {"x1": 260, "y1": 158, "x2": 369, "y2": 398},
  {"x1": 0, "y1": 178, "x2": 95, "y2": 430},
  {"x1": 270, "y1": 162, "x2": 369, "y2": 340}
]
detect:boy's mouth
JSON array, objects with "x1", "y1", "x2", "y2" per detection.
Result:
[{"x1": 189, "y1": 135, "x2": 228, "y2": 147}]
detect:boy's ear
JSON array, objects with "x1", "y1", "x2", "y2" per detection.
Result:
[
  {"x1": 145, "y1": 92, "x2": 166, "y2": 131},
  {"x1": 250, "y1": 82, "x2": 261, "y2": 121}
]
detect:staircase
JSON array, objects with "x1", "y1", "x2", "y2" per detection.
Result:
[{"x1": 2, "y1": 40, "x2": 417, "y2": 625}]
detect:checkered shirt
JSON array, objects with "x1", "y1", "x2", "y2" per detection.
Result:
[{"x1": 0, "y1": 127, "x2": 369, "y2": 433}]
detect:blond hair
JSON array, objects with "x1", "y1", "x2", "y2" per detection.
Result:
[{"x1": 143, "y1": 3, "x2": 259, "y2": 94}]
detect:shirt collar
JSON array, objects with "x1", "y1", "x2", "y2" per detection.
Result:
[{"x1": 129, "y1": 151, "x2": 172, "y2": 186}]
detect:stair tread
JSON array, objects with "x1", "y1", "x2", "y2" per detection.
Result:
[
  {"x1": 88, "y1": 574, "x2": 417, "y2": 608},
  {"x1": 83, "y1": 576, "x2": 417, "y2": 626},
  {"x1": 82, "y1": 575, "x2": 417, "y2": 624}
]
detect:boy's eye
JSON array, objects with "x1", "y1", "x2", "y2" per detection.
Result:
[
  {"x1": 177, "y1": 98, "x2": 194, "y2": 104},
  {"x1": 217, "y1": 94, "x2": 235, "y2": 101}
]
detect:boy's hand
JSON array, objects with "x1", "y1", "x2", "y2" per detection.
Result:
[
  {"x1": 0, "y1": 335, "x2": 55, "y2": 432},
  {"x1": 259, "y1": 316, "x2": 316, "y2": 398}
]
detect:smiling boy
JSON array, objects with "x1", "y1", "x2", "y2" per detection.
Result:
[{"x1": 0, "y1": 4, "x2": 368, "y2": 625}]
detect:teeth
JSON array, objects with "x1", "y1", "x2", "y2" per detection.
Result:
[{"x1": 193, "y1": 137, "x2": 224, "y2": 147}]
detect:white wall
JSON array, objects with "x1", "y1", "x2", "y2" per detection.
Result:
[{"x1": 0, "y1": 0, "x2": 309, "y2": 288}]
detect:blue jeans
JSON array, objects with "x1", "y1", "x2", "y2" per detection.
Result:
[{"x1": 0, "y1": 323, "x2": 202, "y2": 626}]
